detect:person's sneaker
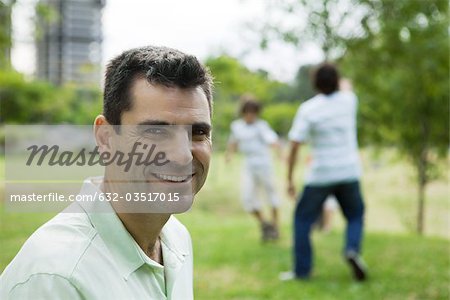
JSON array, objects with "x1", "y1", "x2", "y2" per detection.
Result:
[
  {"x1": 261, "y1": 222, "x2": 272, "y2": 242},
  {"x1": 345, "y1": 251, "x2": 368, "y2": 281},
  {"x1": 278, "y1": 271, "x2": 310, "y2": 281},
  {"x1": 268, "y1": 223, "x2": 280, "y2": 240},
  {"x1": 279, "y1": 271, "x2": 296, "y2": 281}
]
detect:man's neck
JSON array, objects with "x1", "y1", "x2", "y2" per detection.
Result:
[
  {"x1": 101, "y1": 179, "x2": 170, "y2": 264},
  {"x1": 116, "y1": 212, "x2": 170, "y2": 264}
]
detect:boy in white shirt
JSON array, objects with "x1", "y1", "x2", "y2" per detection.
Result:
[{"x1": 226, "y1": 98, "x2": 281, "y2": 242}]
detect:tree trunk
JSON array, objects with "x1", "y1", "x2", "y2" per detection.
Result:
[
  {"x1": 417, "y1": 168, "x2": 426, "y2": 235},
  {"x1": 416, "y1": 148, "x2": 428, "y2": 235}
]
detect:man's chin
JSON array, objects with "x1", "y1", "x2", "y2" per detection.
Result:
[{"x1": 103, "y1": 174, "x2": 200, "y2": 213}]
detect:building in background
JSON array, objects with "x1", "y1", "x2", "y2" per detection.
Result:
[{"x1": 36, "y1": 0, "x2": 105, "y2": 87}]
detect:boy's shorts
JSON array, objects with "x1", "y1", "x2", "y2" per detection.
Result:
[{"x1": 241, "y1": 164, "x2": 280, "y2": 212}]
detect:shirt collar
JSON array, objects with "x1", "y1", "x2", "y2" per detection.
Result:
[{"x1": 77, "y1": 177, "x2": 189, "y2": 281}]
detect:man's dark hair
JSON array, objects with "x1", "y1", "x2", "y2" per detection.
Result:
[
  {"x1": 313, "y1": 63, "x2": 340, "y2": 95},
  {"x1": 103, "y1": 46, "x2": 214, "y2": 125}
]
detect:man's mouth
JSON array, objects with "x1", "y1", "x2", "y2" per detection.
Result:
[{"x1": 150, "y1": 173, "x2": 193, "y2": 183}]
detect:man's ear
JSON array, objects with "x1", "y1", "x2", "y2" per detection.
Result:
[{"x1": 93, "y1": 115, "x2": 114, "y2": 153}]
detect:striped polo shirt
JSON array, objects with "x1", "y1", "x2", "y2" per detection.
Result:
[{"x1": 288, "y1": 91, "x2": 361, "y2": 185}]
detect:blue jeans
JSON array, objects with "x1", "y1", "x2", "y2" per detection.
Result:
[{"x1": 293, "y1": 180, "x2": 365, "y2": 277}]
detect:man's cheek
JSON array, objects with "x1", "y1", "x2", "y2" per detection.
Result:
[{"x1": 193, "y1": 141, "x2": 211, "y2": 157}]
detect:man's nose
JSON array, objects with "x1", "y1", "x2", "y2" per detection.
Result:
[{"x1": 167, "y1": 130, "x2": 193, "y2": 167}]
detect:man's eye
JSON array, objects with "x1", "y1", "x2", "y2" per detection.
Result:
[
  {"x1": 193, "y1": 129, "x2": 209, "y2": 136},
  {"x1": 193, "y1": 129, "x2": 205, "y2": 135},
  {"x1": 144, "y1": 128, "x2": 168, "y2": 135}
]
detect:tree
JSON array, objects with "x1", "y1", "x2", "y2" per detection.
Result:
[
  {"x1": 292, "y1": 64, "x2": 316, "y2": 102},
  {"x1": 0, "y1": 70, "x2": 102, "y2": 124},
  {"x1": 253, "y1": 0, "x2": 449, "y2": 234},
  {"x1": 0, "y1": 0, "x2": 16, "y2": 69},
  {"x1": 205, "y1": 55, "x2": 289, "y2": 104},
  {"x1": 343, "y1": 0, "x2": 449, "y2": 234},
  {"x1": 255, "y1": 0, "x2": 363, "y2": 60}
]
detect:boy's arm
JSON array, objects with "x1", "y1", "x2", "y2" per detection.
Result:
[
  {"x1": 270, "y1": 141, "x2": 283, "y2": 160},
  {"x1": 287, "y1": 141, "x2": 301, "y2": 200},
  {"x1": 225, "y1": 141, "x2": 237, "y2": 163},
  {"x1": 259, "y1": 121, "x2": 283, "y2": 159}
]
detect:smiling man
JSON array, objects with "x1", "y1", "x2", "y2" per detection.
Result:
[{"x1": 0, "y1": 46, "x2": 213, "y2": 299}]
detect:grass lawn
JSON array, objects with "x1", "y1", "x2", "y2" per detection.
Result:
[
  {"x1": 0, "y1": 151, "x2": 449, "y2": 299},
  {"x1": 179, "y1": 210, "x2": 449, "y2": 300}
]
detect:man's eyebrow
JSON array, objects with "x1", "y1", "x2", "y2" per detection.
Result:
[
  {"x1": 137, "y1": 120, "x2": 211, "y2": 130},
  {"x1": 137, "y1": 120, "x2": 171, "y2": 126},
  {"x1": 192, "y1": 122, "x2": 212, "y2": 130}
]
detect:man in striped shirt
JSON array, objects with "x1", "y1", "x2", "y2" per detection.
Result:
[{"x1": 285, "y1": 64, "x2": 367, "y2": 281}]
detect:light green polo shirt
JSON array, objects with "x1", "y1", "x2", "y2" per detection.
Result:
[{"x1": 0, "y1": 178, "x2": 193, "y2": 300}]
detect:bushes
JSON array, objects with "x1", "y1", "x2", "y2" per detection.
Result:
[
  {"x1": 211, "y1": 102, "x2": 238, "y2": 151},
  {"x1": 261, "y1": 102, "x2": 299, "y2": 136},
  {"x1": 0, "y1": 70, "x2": 102, "y2": 124}
]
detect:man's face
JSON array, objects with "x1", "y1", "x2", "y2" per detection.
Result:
[{"x1": 106, "y1": 78, "x2": 211, "y2": 212}]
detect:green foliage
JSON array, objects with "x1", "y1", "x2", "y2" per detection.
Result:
[
  {"x1": 342, "y1": 0, "x2": 449, "y2": 233},
  {"x1": 0, "y1": 0, "x2": 15, "y2": 69},
  {"x1": 292, "y1": 64, "x2": 316, "y2": 102},
  {"x1": 206, "y1": 55, "x2": 292, "y2": 104},
  {"x1": 262, "y1": 102, "x2": 298, "y2": 136},
  {"x1": 343, "y1": 0, "x2": 449, "y2": 170},
  {"x1": 254, "y1": 0, "x2": 448, "y2": 234},
  {"x1": 255, "y1": 0, "x2": 361, "y2": 59},
  {"x1": 1, "y1": 71, "x2": 57, "y2": 123},
  {"x1": 34, "y1": 2, "x2": 59, "y2": 41},
  {"x1": 0, "y1": 70, "x2": 102, "y2": 124},
  {"x1": 35, "y1": 2, "x2": 58, "y2": 23},
  {"x1": 211, "y1": 102, "x2": 238, "y2": 151},
  {"x1": 206, "y1": 55, "x2": 301, "y2": 150}
]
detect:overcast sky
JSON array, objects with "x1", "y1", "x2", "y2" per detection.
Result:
[{"x1": 12, "y1": 0, "x2": 324, "y2": 82}]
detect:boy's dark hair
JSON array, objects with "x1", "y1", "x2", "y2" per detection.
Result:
[
  {"x1": 313, "y1": 63, "x2": 340, "y2": 95},
  {"x1": 103, "y1": 46, "x2": 214, "y2": 125},
  {"x1": 240, "y1": 96, "x2": 262, "y2": 115}
]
